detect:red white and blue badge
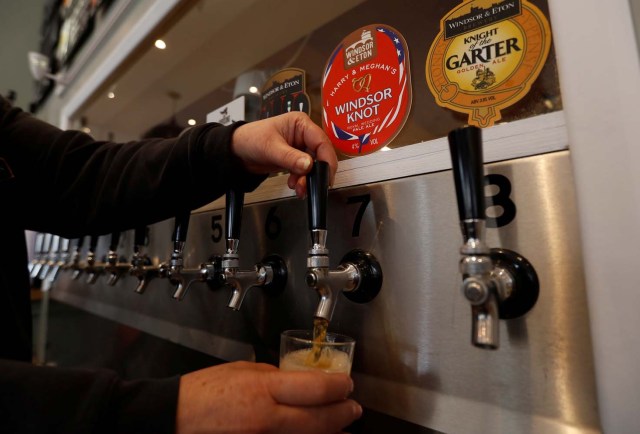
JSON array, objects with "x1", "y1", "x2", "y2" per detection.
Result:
[{"x1": 322, "y1": 24, "x2": 411, "y2": 157}]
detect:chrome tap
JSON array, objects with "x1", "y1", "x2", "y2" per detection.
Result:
[
  {"x1": 448, "y1": 125, "x2": 539, "y2": 349},
  {"x1": 305, "y1": 161, "x2": 383, "y2": 322},
  {"x1": 222, "y1": 188, "x2": 287, "y2": 310},
  {"x1": 37, "y1": 234, "x2": 60, "y2": 282},
  {"x1": 187, "y1": 188, "x2": 287, "y2": 309},
  {"x1": 84, "y1": 235, "x2": 105, "y2": 284},
  {"x1": 104, "y1": 231, "x2": 132, "y2": 286},
  {"x1": 28, "y1": 232, "x2": 45, "y2": 275},
  {"x1": 30, "y1": 233, "x2": 52, "y2": 284},
  {"x1": 129, "y1": 225, "x2": 159, "y2": 294},
  {"x1": 41, "y1": 237, "x2": 71, "y2": 291},
  {"x1": 159, "y1": 212, "x2": 202, "y2": 300},
  {"x1": 68, "y1": 237, "x2": 85, "y2": 280}
]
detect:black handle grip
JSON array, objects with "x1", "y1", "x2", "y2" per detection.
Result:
[
  {"x1": 89, "y1": 235, "x2": 99, "y2": 252},
  {"x1": 173, "y1": 212, "x2": 191, "y2": 243},
  {"x1": 226, "y1": 187, "x2": 245, "y2": 240},
  {"x1": 448, "y1": 126, "x2": 485, "y2": 221},
  {"x1": 134, "y1": 226, "x2": 147, "y2": 247},
  {"x1": 306, "y1": 160, "x2": 330, "y2": 230},
  {"x1": 109, "y1": 231, "x2": 121, "y2": 251},
  {"x1": 75, "y1": 236, "x2": 85, "y2": 251}
]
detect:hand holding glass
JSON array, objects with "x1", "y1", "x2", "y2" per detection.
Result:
[{"x1": 279, "y1": 330, "x2": 355, "y2": 374}]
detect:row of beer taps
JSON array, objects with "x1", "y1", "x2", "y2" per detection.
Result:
[
  {"x1": 28, "y1": 162, "x2": 384, "y2": 322},
  {"x1": 29, "y1": 126, "x2": 540, "y2": 349}
]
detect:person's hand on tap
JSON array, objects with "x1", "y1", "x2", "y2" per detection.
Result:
[
  {"x1": 177, "y1": 361, "x2": 362, "y2": 434},
  {"x1": 231, "y1": 112, "x2": 338, "y2": 199}
]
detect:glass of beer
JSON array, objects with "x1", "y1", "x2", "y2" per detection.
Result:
[{"x1": 279, "y1": 330, "x2": 355, "y2": 374}]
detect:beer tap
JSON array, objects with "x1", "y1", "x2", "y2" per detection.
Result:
[
  {"x1": 129, "y1": 225, "x2": 159, "y2": 294},
  {"x1": 42, "y1": 238, "x2": 71, "y2": 290},
  {"x1": 159, "y1": 212, "x2": 201, "y2": 300},
  {"x1": 84, "y1": 235, "x2": 105, "y2": 284},
  {"x1": 69, "y1": 237, "x2": 85, "y2": 280},
  {"x1": 30, "y1": 233, "x2": 52, "y2": 283},
  {"x1": 104, "y1": 231, "x2": 132, "y2": 286},
  {"x1": 205, "y1": 187, "x2": 287, "y2": 310},
  {"x1": 28, "y1": 233, "x2": 45, "y2": 275},
  {"x1": 37, "y1": 234, "x2": 60, "y2": 283},
  {"x1": 305, "y1": 161, "x2": 383, "y2": 322},
  {"x1": 448, "y1": 125, "x2": 539, "y2": 349}
]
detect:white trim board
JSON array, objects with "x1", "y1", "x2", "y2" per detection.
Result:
[
  {"x1": 195, "y1": 110, "x2": 568, "y2": 213},
  {"x1": 59, "y1": 0, "x2": 182, "y2": 130}
]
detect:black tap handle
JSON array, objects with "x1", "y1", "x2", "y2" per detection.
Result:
[
  {"x1": 73, "y1": 236, "x2": 85, "y2": 254},
  {"x1": 134, "y1": 226, "x2": 147, "y2": 252},
  {"x1": 173, "y1": 211, "x2": 191, "y2": 243},
  {"x1": 448, "y1": 126, "x2": 486, "y2": 222},
  {"x1": 89, "y1": 235, "x2": 99, "y2": 253},
  {"x1": 226, "y1": 187, "x2": 245, "y2": 240},
  {"x1": 306, "y1": 160, "x2": 330, "y2": 230},
  {"x1": 109, "y1": 231, "x2": 121, "y2": 252}
]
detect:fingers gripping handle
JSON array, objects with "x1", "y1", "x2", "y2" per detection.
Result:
[
  {"x1": 448, "y1": 126, "x2": 486, "y2": 223},
  {"x1": 226, "y1": 187, "x2": 245, "y2": 242},
  {"x1": 306, "y1": 161, "x2": 330, "y2": 231}
]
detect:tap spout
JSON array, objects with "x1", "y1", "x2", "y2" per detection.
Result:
[
  {"x1": 306, "y1": 263, "x2": 359, "y2": 322},
  {"x1": 471, "y1": 291, "x2": 500, "y2": 349},
  {"x1": 226, "y1": 265, "x2": 271, "y2": 310}
]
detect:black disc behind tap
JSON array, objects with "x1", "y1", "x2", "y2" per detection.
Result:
[
  {"x1": 491, "y1": 248, "x2": 539, "y2": 319},
  {"x1": 341, "y1": 249, "x2": 383, "y2": 303}
]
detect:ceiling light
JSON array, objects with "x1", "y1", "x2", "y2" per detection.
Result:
[
  {"x1": 188, "y1": 119, "x2": 196, "y2": 126},
  {"x1": 155, "y1": 39, "x2": 167, "y2": 49},
  {"x1": 249, "y1": 86, "x2": 259, "y2": 94},
  {"x1": 107, "y1": 91, "x2": 115, "y2": 99}
]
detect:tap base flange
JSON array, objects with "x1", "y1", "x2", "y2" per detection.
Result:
[
  {"x1": 491, "y1": 248, "x2": 539, "y2": 319},
  {"x1": 341, "y1": 249, "x2": 383, "y2": 303},
  {"x1": 259, "y1": 254, "x2": 288, "y2": 296},
  {"x1": 205, "y1": 255, "x2": 226, "y2": 290}
]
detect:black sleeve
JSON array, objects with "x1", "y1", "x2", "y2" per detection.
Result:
[
  {"x1": 0, "y1": 96, "x2": 267, "y2": 237},
  {"x1": 0, "y1": 359, "x2": 179, "y2": 434}
]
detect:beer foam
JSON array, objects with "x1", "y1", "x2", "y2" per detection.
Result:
[{"x1": 280, "y1": 348, "x2": 352, "y2": 374}]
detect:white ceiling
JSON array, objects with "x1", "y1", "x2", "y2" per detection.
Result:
[{"x1": 77, "y1": 0, "x2": 364, "y2": 140}]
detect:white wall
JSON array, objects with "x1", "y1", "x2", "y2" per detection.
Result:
[
  {"x1": 548, "y1": 0, "x2": 640, "y2": 432},
  {"x1": 0, "y1": 0, "x2": 46, "y2": 109}
]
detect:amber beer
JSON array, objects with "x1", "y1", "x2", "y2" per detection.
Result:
[{"x1": 279, "y1": 326, "x2": 355, "y2": 374}]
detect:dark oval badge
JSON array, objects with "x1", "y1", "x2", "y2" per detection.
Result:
[{"x1": 322, "y1": 24, "x2": 412, "y2": 157}]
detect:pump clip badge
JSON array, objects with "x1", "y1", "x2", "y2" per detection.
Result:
[
  {"x1": 322, "y1": 24, "x2": 411, "y2": 157},
  {"x1": 426, "y1": 0, "x2": 551, "y2": 127},
  {"x1": 260, "y1": 68, "x2": 310, "y2": 119}
]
